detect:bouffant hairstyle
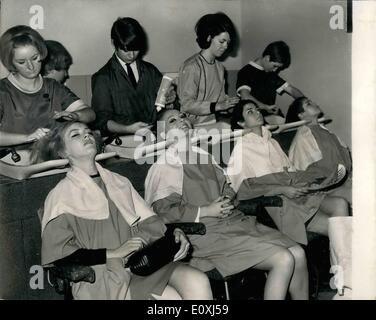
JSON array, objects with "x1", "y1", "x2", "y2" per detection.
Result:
[
  {"x1": 0, "y1": 25, "x2": 47, "y2": 73},
  {"x1": 195, "y1": 12, "x2": 236, "y2": 49}
]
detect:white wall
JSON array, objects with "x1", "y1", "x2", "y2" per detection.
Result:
[
  {"x1": 1, "y1": 0, "x2": 351, "y2": 146},
  {"x1": 240, "y1": 0, "x2": 352, "y2": 146},
  {"x1": 0, "y1": 0, "x2": 242, "y2": 77}
]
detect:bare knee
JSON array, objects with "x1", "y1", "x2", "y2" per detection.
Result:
[
  {"x1": 288, "y1": 245, "x2": 307, "y2": 268},
  {"x1": 331, "y1": 197, "x2": 349, "y2": 217},
  {"x1": 272, "y1": 249, "x2": 295, "y2": 271},
  {"x1": 171, "y1": 264, "x2": 212, "y2": 299}
]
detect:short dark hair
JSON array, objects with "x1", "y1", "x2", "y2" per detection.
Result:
[
  {"x1": 0, "y1": 25, "x2": 48, "y2": 73},
  {"x1": 285, "y1": 97, "x2": 307, "y2": 123},
  {"x1": 195, "y1": 12, "x2": 236, "y2": 49},
  {"x1": 262, "y1": 41, "x2": 291, "y2": 70},
  {"x1": 111, "y1": 17, "x2": 146, "y2": 52},
  {"x1": 231, "y1": 100, "x2": 259, "y2": 130},
  {"x1": 30, "y1": 121, "x2": 103, "y2": 163},
  {"x1": 41, "y1": 40, "x2": 73, "y2": 75}
]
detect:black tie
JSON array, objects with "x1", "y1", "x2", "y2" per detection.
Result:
[{"x1": 126, "y1": 63, "x2": 137, "y2": 88}]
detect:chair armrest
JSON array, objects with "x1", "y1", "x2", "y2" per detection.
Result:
[
  {"x1": 47, "y1": 264, "x2": 96, "y2": 284},
  {"x1": 166, "y1": 222, "x2": 206, "y2": 235}
]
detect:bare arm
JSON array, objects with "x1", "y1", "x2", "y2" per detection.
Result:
[
  {"x1": 0, "y1": 128, "x2": 49, "y2": 147},
  {"x1": 74, "y1": 106, "x2": 96, "y2": 123},
  {"x1": 283, "y1": 84, "x2": 305, "y2": 99},
  {"x1": 238, "y1": 89, "x2": 277, "y2": 112},
  {"x1": 107, "y1": 120, "x2": 152, "y2": 135}
]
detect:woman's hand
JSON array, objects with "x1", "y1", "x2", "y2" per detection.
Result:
[
  {"x1": 53, "y1": 111, "x2": 79, "y2": 121},
  {"x1": 264, "y1": 105, "x2": 279, "y2": 114},
  {"x1": 281, "y1": 186, "x2": 308, "y2": 199},
  {"x1": 125, "y1": 122, "x2": 152, "y2": 134},
  {"x1": 107, "y1": 237, "x2": 146, "y2": 262},
  {"x1": 172, "y1": 228, "x2": 190, "y2": 262},
  {"x1": 26, "y1": 128, "x2": 50, "y2": 142},
  {"x1": 216, "y1": 95, "x2": 240, "y2": 112},
  {"x1": 200, "y1": 196, "x2": 235, "y2": 219}
]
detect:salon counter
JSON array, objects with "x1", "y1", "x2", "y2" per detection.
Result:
[{"x1": 0, "y1": 157, "x2": 151, "y2": 300}]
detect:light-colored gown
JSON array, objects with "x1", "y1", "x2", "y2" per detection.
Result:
[{"x1": 227, "y1": 127, "x2": 327, "y2": 245}]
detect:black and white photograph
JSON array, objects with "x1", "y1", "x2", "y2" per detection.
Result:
[{"x1": 0, "y1": 0, "x2": 375, "y2": 305}]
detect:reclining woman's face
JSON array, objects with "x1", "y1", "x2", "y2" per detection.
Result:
[
  {"x1": 240, "y1": 103, "x2": 264, "y2": 129},
  {"x1": 62, "y1": 122, "x2": 97, "y2": 161},
  {"x1": 299, "y1": 98, "x2": 322, "y2": 120},
  {"x1": 161, "y1": 110, "x2": 193, "y2": 137}
]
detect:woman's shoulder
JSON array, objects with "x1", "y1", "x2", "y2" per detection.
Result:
[
  {"x1": 0, "y1": 77, "x2": 12, "y2": 92},
  {"x1": 180, "y1": 53, "x2": 202, "y2": 69}
]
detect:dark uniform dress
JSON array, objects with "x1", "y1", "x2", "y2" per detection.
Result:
[
  {"x1": 0, "y1": 76, "x2": 79, "y2": 134},
  {"x1": 236, "y1": 62, "x2": 286, "y2": 117}
]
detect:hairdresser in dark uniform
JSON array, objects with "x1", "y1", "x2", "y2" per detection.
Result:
[{"x1": 91, "y1": 17, "x2": 176, "y2": 137}]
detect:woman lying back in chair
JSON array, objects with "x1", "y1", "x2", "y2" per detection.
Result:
[
  {"x1": 226, "y1": 100, "x2": 350, "y2": 245},
  {"x1": 145, "y1": 109, "x2": 309, "y2": 300},
  {"x1": 286, "y1": 97, "x2": 352, "y2": 205},
  {"x1": 39, "y1": 121, "x2": 212, "y2": 300}
]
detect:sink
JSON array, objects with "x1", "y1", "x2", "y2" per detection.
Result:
[{"x1": 0, "y1": 151, "x2": 117, "y2": 180}]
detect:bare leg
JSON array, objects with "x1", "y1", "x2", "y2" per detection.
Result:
[
  {"x1": 308, "y1": 196, "x2": 349, "y2": 236},
  {"x1": 167, "y1": 264, "x2": 213, "y2": 300},
  {"x1": 152, "y1": 285, "x2": 183, "y2": 300},
  {"x1": 287, "y1": 245, "x2": 309, "y2": 300},
  {"x1": 253, "y1": 249, "x2": 294, "y2": 300}
]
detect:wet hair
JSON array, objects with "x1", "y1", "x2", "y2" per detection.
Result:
[
  {"x1": 30, "y1": 121, "x2": 103, "y2": 163},
  {"x1": 262, "y1": 41, "x2": 291, "y2": 71},
  {"x1": 111, "y1": 17, "x2": 147, "y2": 53},
  {"x1": 0, "y1": 25, "x2": 48, "y2": 73},
  {"x1": 285, "y1": 97, "x2": 307, "y2": 123},
  {"x1": 195, "y1": 12, "x2": 236, "y2": 49},
  {"x1": 41, "y1": 40, "x2": 73, "y2": 75},
  {"x1": 231, "y1": 100, "x2": 259, "y2": 130}
]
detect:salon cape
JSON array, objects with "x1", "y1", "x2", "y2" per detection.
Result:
[
  {"x1": 42, "y1": 162, "x2": 154, "y2": 233},
  {"x1": 145, "y1": 143, "x2": 228, "y2": 206},
  {"x1": 289, "y1": 124, "x2": 348, "y2": 171},
  {"x1": 226, "y1": 126, "x2": 295, "y2": 193}
]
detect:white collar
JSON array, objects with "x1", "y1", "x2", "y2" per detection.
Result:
[
  {"x1": 7, "y1": 73, "x2": 43, "y2": 93},
  {"x1": 115, "y1": 53, "x2": 136, "y2": 69},
  {"x1": 248, "y1": 60, "x2": 264, "y2": 71}
]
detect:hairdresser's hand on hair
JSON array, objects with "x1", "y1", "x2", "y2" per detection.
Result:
[
  {"x1": 216, "y1": 95, "x2": 240, "y2": 112},
  {"x1": 126, "y1": 122, "x2": 153, "y2": 134},
  {"x1": 281, "y1": 186, "x2": 309, "y2": 199},
  {"x1": 165, "y1": 85, "x2": 177, "y2": 105},
  {"x1": 107, "y1": 237, "x2": 147, "y2": 262},
  {"x1": 172, "y1": 228, "x2": 190, "y2": 262},
  {"x1": 26, "y1": 128, "x2": 50, "y2": 142},
  {"x1": 265, "y1": 105, "x2": 279, "y2": 114},
  {"x1": 200, "y1": 196, "x2": 235, "y2": 219},
  {"x1": 53, "y1": 110, "x2": 79, "y2": 121}
]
